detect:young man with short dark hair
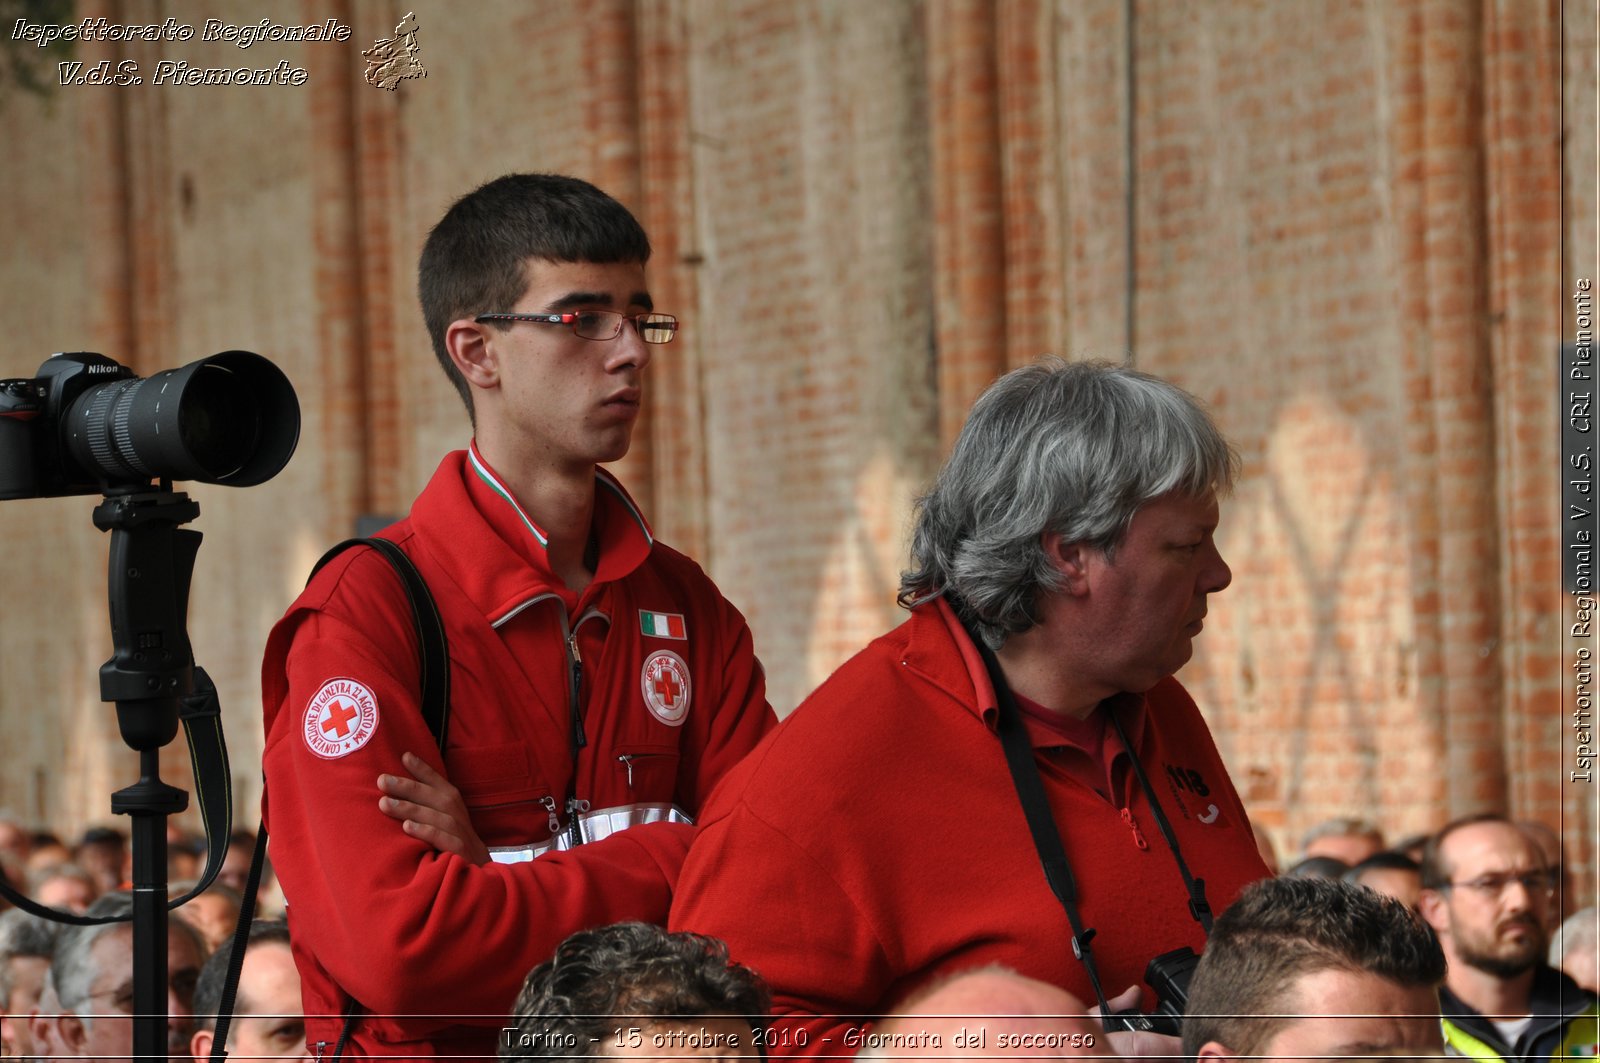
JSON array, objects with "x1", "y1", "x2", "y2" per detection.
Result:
[
  {"x1": 188, "y1": 920, "x2": 307, "y2": 1062},
  {"x1": 261, "y1": 174, "x2": 774, "y2": 1059},
  {"x1": 502, "y1": 922, "x2": 768, "y2": 1062},
  {"x1": 1184, "y1": 875, "x2": 1446, "y2": 1061}
]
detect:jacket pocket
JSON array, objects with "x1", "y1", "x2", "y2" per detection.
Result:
[
  {"x1": 443, "y1": 742, "x2": 552, "y2": 845},
  {"x1": 615, "y1": 745, "x2": 681, "y2": 798}
]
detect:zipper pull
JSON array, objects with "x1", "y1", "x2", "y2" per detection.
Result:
[
  {"x1": 619, "y1": 754, "x2": 635, "y2": 788},
  {"x1": 1121, "y1": 807, "x2": 1149, "y2": 850},
  {"x1": 316, "y1": 1042, "x2": 327, "y2": 1061},
  {"x1": 567, "y1": 632, "x2": 587, "y2": 750},
  {"x1": 566, "y1": 796, "x2": 591, "y2": 847},
  {"x1": 540, "y1": 795, "x2": 560, "y2": 836}
]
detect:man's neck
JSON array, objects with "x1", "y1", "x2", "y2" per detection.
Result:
[
  {"x1": 993, "y1": 625, "x2": 1108, "y2": 720},
  {"x1": 1445, "y1": 960, "x2": 1536, "y2": 1024},
  {"x1": 476, "y1": 436, "x2": 598, "y2": 594}
]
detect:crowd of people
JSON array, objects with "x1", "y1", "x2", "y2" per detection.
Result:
[
  {"x1": 1, "y1": 172, "x2": 1595, "y2": 1062},
  {"x1": 0, "y1": 810, "x2": 1592, "y2": 1061}
]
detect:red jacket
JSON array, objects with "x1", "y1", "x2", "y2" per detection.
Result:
[
  {"x1": 262, "y1": 447, "x2": 775, "y2": 1059},
  {"x1": 669, "y1": 598, "x2": 1268, "y2": 1056}
]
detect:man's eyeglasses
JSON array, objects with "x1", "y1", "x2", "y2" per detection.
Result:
[
  {"x1": 475, "y1": 311, "x2": 679, "y2": 344},
  {"x1": 1442, "y1": 870, "x2": 1556, "y2": 899},
  {"x1": 83, "y1": 967, "x2": 200, "y2": 1013}
]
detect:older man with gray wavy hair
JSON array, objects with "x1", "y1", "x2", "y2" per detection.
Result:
[{"x1": 671, "y1": 358, "x2": 1270, "y2": 1056}]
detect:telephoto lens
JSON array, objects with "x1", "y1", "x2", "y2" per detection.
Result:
[{"x1": 63, "y1": 350, "x2": 299, "y2": 488}]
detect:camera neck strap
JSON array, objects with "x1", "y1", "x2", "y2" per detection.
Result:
[
  {"x1": 0, "y1": 667, "x2": 234, "y2": 926},
  {"x1": 962, "y1": 619, "x2": 1211, "y2": 1023},
  {"x1": 1103, "y1": 708, "x2": 1214, "y2": 934}
]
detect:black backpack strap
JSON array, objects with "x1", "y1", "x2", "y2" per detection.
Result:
[
  {"x1": 310, "y1": 537, "x2": 451, "y2": 750},
  {"x1": 208, "y1": 828, "x2": 269, "y2": 1063},
  {"x1": 213, "y1": 537, "x2": 452, "y2": 1061}
]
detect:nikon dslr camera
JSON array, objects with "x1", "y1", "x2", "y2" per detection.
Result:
[{"x1": 0, "y1": 351, "x2": 298, "y2": 500}]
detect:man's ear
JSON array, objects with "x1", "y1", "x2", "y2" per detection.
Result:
[
  {"x1": 1042, "y1": 531, "x2": 1093, "y2": 595},
  {"x1": 52, "y1": 1010, "x2": 87, "y2": 1055},
  {"x1": 1417, "y1": 888, "x2": 1450, "y2": 935},
  {"x1": 445, "y1": 318, "x2": 499, "y2": 391},
  {"x1": 1194, "y1": 1042, "x2": 1238, "y2": 1062},
  {"x1": 191, "y1": 1026, "x2": 215, "y2": 1063}
]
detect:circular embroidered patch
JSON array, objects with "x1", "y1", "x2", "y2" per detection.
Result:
[
  {"x1": 303, "y1": 678, "x2": 380, "y2": 759},
  {"x1": 640, "y1": 650, "x2": 692, "y2": 727}
]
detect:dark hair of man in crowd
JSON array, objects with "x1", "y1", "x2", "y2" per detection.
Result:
[
  {"x1": 1282, "y1": 854, "x2": 1351, "y2": 879},
  {"x1": 416, "y1": 173, "x2": 654, "y2": 422},
  {"x1": 1181, "y1": 876, "x2": 1446, "y2": 1057},
  {"x1": 190, "y1": 919, "x2": 291, "y2": 1034},
  {"x1": 1345, "y1": 850, "x2": 1421, "y2": 879},
  {"x1": 501, "y1": 922, "x2": 770, "y2": 1061},
  {"x1": 1418, "y1": 812, "x2": 1518, "y2": 889}
]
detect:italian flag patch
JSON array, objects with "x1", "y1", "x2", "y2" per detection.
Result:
[{"x1": 639, "y1": 610, "x2": 687, "y2": 640}]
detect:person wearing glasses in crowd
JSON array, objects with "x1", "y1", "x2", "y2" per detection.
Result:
[
  {"x1": 28, "y1": 891, "x2": 206, "y2": 1063},
  {"x1": 260, "y1": 173, "x2": 775, "y2": 1059},
  {"x1": 1418, "y1": 814, "x2": 1598, "y2": 1060}
]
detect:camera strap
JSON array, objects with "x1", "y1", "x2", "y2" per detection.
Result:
[
  {"x1": 0, "y1": 667, "x2": 235, "y2": 925},
  {"x1": 212, "y1": 537, "x2": 452, "y2": 1063},
  {"x1": 971, "y1": 631, "x2": 1120, "y2": 1023},
  {"x1": 1104, "y1": 709, "x2": 1213, "y2": 933},
  {"x1": 962, "y1": 619, "x2": 1211, "y2": 1024}
]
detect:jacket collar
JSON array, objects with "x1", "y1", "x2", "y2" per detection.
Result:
[
  {"x1": 904, "y1": 596, "x2": 1148, "y2": 750},
  {"x1": 1440, "y1": 965, "x2": 1597, "y2": 1046},
  {"x1": 409, "y1": 445, "x2": 653, "y2": 624}
]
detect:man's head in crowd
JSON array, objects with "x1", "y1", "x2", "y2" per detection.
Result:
[
  {"x1": 31, "y1": 863, "x2": 98, "y2": 913},
  {"x1": 23, "y1": 833, "x2": 69, "y2": 873},
  {"x1": 172, "y1": 881, "x2": 243, "y2": 952},
  {"x1": 898, "y1": 358, "x2": 1238, "y2": 679},
  {"x1": 0, "y1": 908, "x2": 59, "y2": 1059},
  {"x1": 32, "y1": 891, "x2": 207, "y2": 1062},
  {"x1": 502, "y1": 922, "x2": 768, "y2": 1062},
  {"x1": 1282, "y1": 855, "x2": 1350, "y2": 880},
  {"x1": 862, "y1": 967, "x2": 1112, "y2": 1060},
  {"x1": 1300, "y1": 817, "x2": 1385, "y2": 866},
  {"x1": 215, "y1": 830, "x2": 262, "y2": 898},
  {"x1": 1551, "y1": 908, "x2": 1600, "y2": 995},
  {"x1": 166, "y1": 824, "x2": 206, "y2": 882},
  {"x1": 1344, "y1": 851, "x2": 1423, "y2": 910},
  {"x1": 1184, "y1": 876, "x2": 1445, "y2": 1061},
  {"x1": 189, "y1": 919, "x2": 308, "y2": 1062},
  {"x1": 1419, "y1": 814, "x2": 1552, "y2": 982},
  {"x1": 71, "y1": 827, "x2": 127, "y2": 894}
]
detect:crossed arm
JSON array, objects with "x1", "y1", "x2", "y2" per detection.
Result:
[{"x1": 376, "y1": 751, "x2": 491, "y2": 865}]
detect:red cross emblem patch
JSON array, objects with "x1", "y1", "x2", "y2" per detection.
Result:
[
  {"x1": 303, "y1": 678, "x2": 380, "y2": 759},
  {"x1": 640, "y1": 650, "x2": 692, "y2": 727}
]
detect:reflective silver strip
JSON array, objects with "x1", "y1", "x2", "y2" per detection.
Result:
[{"x1": 487, "y1": 803, "x2": 692, "y2": 863}]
